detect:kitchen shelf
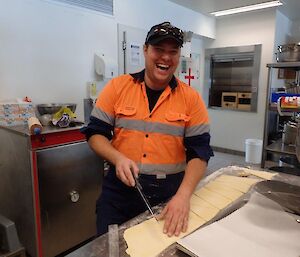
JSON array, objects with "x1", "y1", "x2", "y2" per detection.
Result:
[
  {"x1": 269, "y1": 103, "x2": 300, "y2": 113},
  {"x1": 262, "y1": 62, "x2": 300, "y2": 168},
  {"x1": 266, "y1": 62, "x2": 300, "y2": 69},
  {"x1": 265, "y1": 139, "x2": 296, "y2": 156}
]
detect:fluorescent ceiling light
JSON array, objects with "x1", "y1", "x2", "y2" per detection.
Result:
[{"x1": 210, "y1": 0, "x2": 283, "y2": 17}]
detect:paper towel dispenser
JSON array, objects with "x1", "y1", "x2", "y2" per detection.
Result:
[{"x1": 94, "y1": 53, "x2": 117, "y2": 79}]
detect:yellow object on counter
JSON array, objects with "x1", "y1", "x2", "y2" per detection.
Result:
[
  {"x1": 52, "y1": 107, "x2": 76, "y2": 127},
  {"x1": 52, "y1": 107, "x2": 76, "y2": 120}
]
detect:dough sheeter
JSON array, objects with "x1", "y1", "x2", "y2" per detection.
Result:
[{"x1": 66, "y1": 166, "x2": 300, "y2": 257}]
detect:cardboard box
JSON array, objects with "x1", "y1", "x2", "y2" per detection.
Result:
[
  {"x1": 237, "y1": 92, "x2": 251, "y2": 111},
  {"x1": 221, "y1": 92, "x2": 238, "y2": 109},
  {"x1": 0, "y1": 103, "x2": 35, "y2": 126}
]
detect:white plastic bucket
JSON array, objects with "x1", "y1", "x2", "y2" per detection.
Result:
[{"x1": 245, "y1": 139, "x2": 263, "y2": 164}]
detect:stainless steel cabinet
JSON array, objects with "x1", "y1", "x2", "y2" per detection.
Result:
[{"x1": 0, "y1": 125, "x2": 103, "y2": 257}]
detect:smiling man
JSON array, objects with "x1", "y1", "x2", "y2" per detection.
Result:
[{"x1": 82, "y1": 22, "x2": 213, "y2": 237}]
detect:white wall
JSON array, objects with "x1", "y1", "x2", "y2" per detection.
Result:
[
  {"x1": 205, "y1": 9, "x2": 278, "y2": 152},
  {"x1": 290, "y1": 19, "x2": 300, "y2": 42},
  {"x1": 272, "y1": 10, "x2": 291, "y2": 89},
  {"x1": 190, "y1": 36, "x2": 205, "y2": 95},
  {"x1": 114, "y1": 0, "x2": 216, "y2": 39},
  {"x1": 274, "y1": 11, "x2": 291, "y2": 49},
  {"x1": 0, "y1": 0, "x2": 215, "y2": 121},
  {"x1": 0, "y1": 0, "x2": 117, "y2": 120}
]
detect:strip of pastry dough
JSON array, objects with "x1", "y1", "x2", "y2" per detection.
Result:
[
  {"x1": 124, "y1": 212, "x2": 206, "y2": 257},
  {"x1": 205, "y1": 181, "x2": 244, "y2": 201},
  {"x1": 213, "y1": 176, "x2": 259, "y2": 193},
  {"x1": 244, "y1": 169, "x2": 277, "y2": 180},
  {"x1": 124, "y1": 173, "x2": 263, "y2": 257},
  {"x1": 194, "y1": 187, "x2": 232, "y2": 209},
  {"x1": 190, "y1": 194, "x2": 220, "y2": 221},
  {"x1": 215, "y1": 175, "x2": 260, "y2": 186}
]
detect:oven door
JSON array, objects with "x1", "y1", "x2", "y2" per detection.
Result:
[{"x1": 36, "y1": 141, "x2": 103, "y2": 257}]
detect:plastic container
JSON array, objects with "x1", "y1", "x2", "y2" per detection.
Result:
[
  {"x1": 245, "y1": 139, "x2": 263, "y2": 164},
  {"x1": 28, "y1": 117, "x2": 43, "y2": 135}
]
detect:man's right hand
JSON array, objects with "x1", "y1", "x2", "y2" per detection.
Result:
[
  {"x1": 88, "y1": 134, "x2": 139, "y2": 187},
  {"x1": 115, "y1": 156, "x2": 139, "y2": 187}
]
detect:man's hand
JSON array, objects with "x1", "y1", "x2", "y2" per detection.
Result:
[
  {"x1": 157, "y1": 193, "x2": 190, "y2": 237},
  {"x1": 115, "y1": 155, "x2": 139, "y2": 187},
  {"x1": 157, "y1": 158, "x2": 206, "y2": 237},
  {"x1": 88, "y1": 135, "x2": 140, "y2": 187}
]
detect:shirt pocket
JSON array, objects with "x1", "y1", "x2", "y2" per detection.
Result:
[
  {"x1": 115, "y1": 106, "x2": 137, "y2": 117},
  {"x1": 165, "y1": 111, "x2": 190, "y2": 124}
]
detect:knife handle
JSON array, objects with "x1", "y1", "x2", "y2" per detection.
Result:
[{"x1": 131, "y1": 169, "x2": 142, "y2": 189}]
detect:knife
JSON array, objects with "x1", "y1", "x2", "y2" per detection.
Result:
[{"x1": 132, "y1": 172, "x2": 157, "y2": 221}]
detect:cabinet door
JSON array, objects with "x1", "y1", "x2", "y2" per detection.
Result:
[{"x1": 36, "y1": 141, "x2": 103, "y2": 257}]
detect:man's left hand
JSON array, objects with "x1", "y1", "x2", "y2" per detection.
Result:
[{"x1": 157, "y1": 193, "x2": 190, "y2": 237}]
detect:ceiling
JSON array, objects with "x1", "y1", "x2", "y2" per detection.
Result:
[{"x1": 168, "y1": 0, "x2": 300, "y2": 20}]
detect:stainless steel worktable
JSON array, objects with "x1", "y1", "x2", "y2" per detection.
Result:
[
  {"x1": 0, "y1": 121, "x2": 85, "y2": 136},
  {"x1": 66, "y1": 166, "x2": 300, "y2": 257}
]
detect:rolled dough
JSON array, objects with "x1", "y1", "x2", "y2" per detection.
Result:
[
  {"x1": 245, "y1": 168, "x2": 277, "y2": 180},
  {"x1": 124, "y1": 172, "x2": 264, "y2": 257},
  {"x1": 190, "y1": 194, "x2": 220, "y2": 221},
  {"x1": 205, "y1": 181, "x2": 244, "y2": 201},
  {"x1": 124, "y1": 212, "x2": 205, "y2": 257},
  {"x1": 194, "y1": 187, "x2": 232, "y2": 209}
]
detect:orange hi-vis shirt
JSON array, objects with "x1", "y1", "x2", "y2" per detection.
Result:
[{"x1": 90, "y1": 70, "x2": 212, "y2": 175}]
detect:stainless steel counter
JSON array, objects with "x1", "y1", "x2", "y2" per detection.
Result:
[
  {"x1": 66, "y1": 166, "x2": 300, "y2": 257},
  {"x1": 0, "y1": 122, "x2": 85, "y2": 136}
]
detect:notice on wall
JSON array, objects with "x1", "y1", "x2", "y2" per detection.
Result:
[{"x1": 130, "y1": 43, "x2": 141, "y2": 66}]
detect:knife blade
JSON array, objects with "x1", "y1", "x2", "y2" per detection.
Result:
[{"x1": 132, "y1": 172, "x2": 157, "y2": 221}]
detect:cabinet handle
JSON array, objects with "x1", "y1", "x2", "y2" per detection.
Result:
[
  {"x1": 40, "y1": 136, "x2": 46, "y2": 143},
  {"x1": 69, "y1": 190, "x2": 80, "y2": 203}
]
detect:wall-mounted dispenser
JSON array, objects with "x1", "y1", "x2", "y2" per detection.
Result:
[{"x1": 94, "y1": 53, "x2": 117, "y2": 79}]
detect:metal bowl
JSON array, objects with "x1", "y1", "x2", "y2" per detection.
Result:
[
  {"x1": 276, "y1": 51, "x2": 300, "y2": 62},
  {"x1": 37, "y1": 103, "x2": 76, "y2": 115},
  {"x1": 276, "y1": 43, "x2": 300, "y2": 62}
]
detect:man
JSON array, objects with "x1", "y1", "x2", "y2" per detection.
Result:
[{"x1": 82, "y1": 21, "x2": 213, "y2": 237}]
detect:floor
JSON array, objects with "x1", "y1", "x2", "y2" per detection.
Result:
[
  {"x1": 205, "y1": 151, "x2": 255, "y2": 177},
  {"x1": 206, "y1": 151, "x2": 300, "y2": 177}
]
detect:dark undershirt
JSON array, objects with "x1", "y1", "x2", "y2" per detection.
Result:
[{"x1": 145, "y1": 85, "x2": 165, "y2": 112}]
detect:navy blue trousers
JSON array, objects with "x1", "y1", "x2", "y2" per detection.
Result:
[{"x1": 96, "y1": 168, "x2": 184, "y2": 236}]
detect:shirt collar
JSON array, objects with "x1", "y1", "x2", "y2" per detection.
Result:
[{"x1": 130, "y1": 69, "x2": 177, "y2": 90}]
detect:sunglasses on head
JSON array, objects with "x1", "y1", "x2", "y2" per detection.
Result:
[{"x1": 145, "y1": 22, "x2": 184, "y2": 46}]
